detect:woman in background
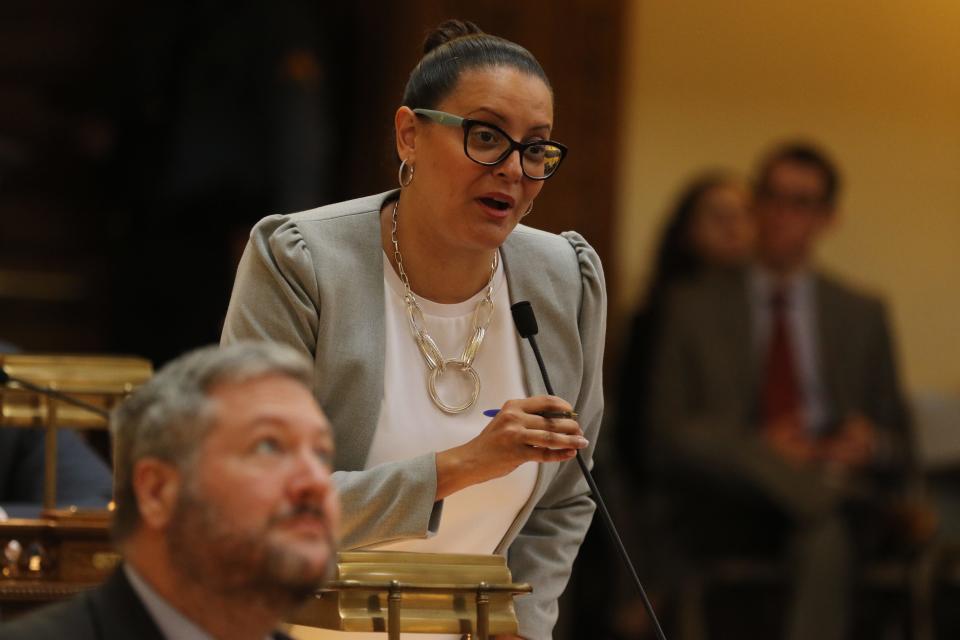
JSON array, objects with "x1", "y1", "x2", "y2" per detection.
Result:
[
  {"x1": 222, "y1": 20, "x2": 605, "y2": 640},
  {"x1": 610, "y1": 172, "x2": 753, "y2": 638},
  {"x1": 619, "y1": 172, "x2": 754, "y2": 452}
]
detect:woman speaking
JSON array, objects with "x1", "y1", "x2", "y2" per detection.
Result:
[{"x1": 222, "y1": 20, "x2": 606, "y2": 640}]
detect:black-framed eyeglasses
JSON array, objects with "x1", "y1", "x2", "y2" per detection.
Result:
[
  {"x1": 413, "y1": 108, "x2": 568, "y2": 180},
  {"x1": 756, "y1": 187, "x2": 829, "y2": 213}
]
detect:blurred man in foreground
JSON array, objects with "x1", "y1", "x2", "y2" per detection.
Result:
[
  {"x1": 649, "y1": 142, "x2": 913, "y2": 639},
  {"x1": 0, "y1": 342, "x2": 341, "y2": 640}
]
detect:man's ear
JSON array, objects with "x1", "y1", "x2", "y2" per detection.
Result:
[
  {"x1": 395, "y1": 106, "x2": 418, "y2": 163},
  {"x1": 132, "y1": 458, "x2": 182, "y2": 531}
]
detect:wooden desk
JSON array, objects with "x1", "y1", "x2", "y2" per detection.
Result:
[{"x1": 0, "y1": 510, "x2": 116, "y2": 619}]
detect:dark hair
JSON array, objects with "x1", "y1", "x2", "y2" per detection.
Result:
[
  {"x1": 755, "y1": 141, "x2": 841, "y2": 207},
  {"x1": 616, "y1": 172, "x2": 738, "y2": 476},
  {"x1": 401, "y1": 19, "x2": 551, "y2": 109},
  {"x1": 642, "y1": 171, "x2": 739, "y2": 306}
]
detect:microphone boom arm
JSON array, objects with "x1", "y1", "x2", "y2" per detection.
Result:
[
  {"x1": 1, "y1": 369, "x2": 110, "y2": 419},
  {"x1": 511, "y1": 301, "x2": 667, "y2": 640}
]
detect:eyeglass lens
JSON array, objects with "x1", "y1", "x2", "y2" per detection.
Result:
[
  {"x1": 757, "y1": 188, "x2": 826, "y2": 212},
  {"x1": 466, "y1": 123, "x2": 563, "y2": 179}
]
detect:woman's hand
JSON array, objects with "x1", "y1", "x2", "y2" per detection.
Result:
[{"x1": 436, "y1": 396, "x2": 587, "y2": 500}]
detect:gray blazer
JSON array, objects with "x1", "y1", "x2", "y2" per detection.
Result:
[
  {"x1": 648, "y1": 267, "x2": 912, "y2": 521},
  {"x1": 221, "y1": 191, "x2": 607, "y2": 639}
]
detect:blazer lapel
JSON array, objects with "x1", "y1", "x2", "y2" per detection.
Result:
[
  {"x1": 497, "y1": 231, "x2": 586, "y2": 526},
  {"x1": 814, "y1": 273, "x2": 844, "y2": 425},
  {"x1": 710, "y1": 270, "x2": 755, "y2": 425},
  {"x1": 90, "y1": 568, "x2": 166, "y2": 640},
  {"x1": 494, "y1": 238, "x2": 548, "y2": 555},
  {"x1": 731, "y1": 276, "x2": 756, "y2": 418},
  {"x1": 317, "y1": 197, "x2": 388, "y2": 471},
  {"x1": 340, "y1": 206, "x2": 387, "y2": 469},
  {"x1": 498, "y1": 241, "x2": 545, "y2": 399}
]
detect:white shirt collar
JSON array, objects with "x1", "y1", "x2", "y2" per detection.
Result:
[
  {"x1": 124, "y1": 564, "x2": 216, "y2": 640},
  {"x1": 748, "y1": 264, "x2": 814, "y2": 305},
  {"x1": 124, "y1": 565, "x2": 282, "y2": 640}
]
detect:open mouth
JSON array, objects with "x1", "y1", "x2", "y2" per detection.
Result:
[{"x1": 479, "y1": 196, "x2": 511, "y2": 211}]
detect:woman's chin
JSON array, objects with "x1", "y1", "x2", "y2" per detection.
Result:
[{"x1": 474, "y1": 218, "x2": 518, "y2": 249}]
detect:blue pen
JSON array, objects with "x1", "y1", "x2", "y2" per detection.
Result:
[{"x1": 483, "y1": 408, "x2": 578, "y2": 419}]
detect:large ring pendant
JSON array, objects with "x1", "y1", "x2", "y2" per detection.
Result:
[{"x1": 428, "y1": 360, "x2": 481, "y2": 414}]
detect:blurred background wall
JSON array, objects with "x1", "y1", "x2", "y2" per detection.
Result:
[
  {"x1": 3, "y1": 0, "x2": 956, "y2": 395},
  {"x1": 615, "y1": 0, "x2": 960, "y2": 393},
  {"x1": 2, "y1": 1, "x2": 960, "y2": 635}
]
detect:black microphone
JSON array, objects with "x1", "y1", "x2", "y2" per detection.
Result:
[
  {"x1": 0, "y1": 365, "x2": 110, "y2": 419},
  {"x1": 510, "y1": 301, "x2": 555, "y2": 393},
  {"x1": 510, "y1": 301, "x2": 667, "y2": 640}
]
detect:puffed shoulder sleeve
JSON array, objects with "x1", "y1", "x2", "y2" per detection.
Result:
[
  {"x1": 508, "y1": 230, "x2": 607, "y2": 640},
  {"x1": 562, "y1": 230, "x2": 606, "y2": 424},
  {"x1": 221, "y1": 215, "x2": 321, "y2": 355},
  {"x1": 221, "y1": 212, "x2": 444, "y2": 549},
  {"x1": 557, "y1": 231, "x2": 606, "y2": 457}
]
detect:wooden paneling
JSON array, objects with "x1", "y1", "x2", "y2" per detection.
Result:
[
  {"x1": 0, "y1": 0, "x2": 127, "y2": 352},
  {"x1": 0, "y1": 2, "x2": 625, "y2": 358}
]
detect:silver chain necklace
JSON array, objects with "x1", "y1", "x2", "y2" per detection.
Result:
[{"x1": 390, "y1": 200, "x2": 497, "y2": 414}]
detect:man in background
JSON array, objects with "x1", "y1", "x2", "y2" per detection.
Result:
[
  {"x1": 0, "y1": 428, "x2": 113, "y2": 518},
  {"x1": 648, "y1": 142, "x2": 913, "y2": 639},
  {"x1": 1, "y1": 342, "x2": 113, "y2": 517},
  {"x1": 0, "y1": 342, "x2": 341, "y2": 639}
]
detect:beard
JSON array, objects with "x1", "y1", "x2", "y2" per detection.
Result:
[{"x1": 166, "y1": 482, "x2": 337, "y2": 611}]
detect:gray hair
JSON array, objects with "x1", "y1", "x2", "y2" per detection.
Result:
[{"x1": 111, "y1": 341, "x2": 314, "y2": 542}]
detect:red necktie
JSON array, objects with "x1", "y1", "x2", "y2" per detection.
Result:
[{"x1": 761, "y1": 288, "x2": 800, "y2": 424}]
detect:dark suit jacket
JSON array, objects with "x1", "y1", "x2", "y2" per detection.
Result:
[
  {"x1": 647, "y1": 267, "x2": 912, "y2": 522},
  {"x1": 0, "y1": 568, "x2": 296, "y2": 640},
  {"x1": 0, "y1": 569, "x2": 164, "y2": 640}
]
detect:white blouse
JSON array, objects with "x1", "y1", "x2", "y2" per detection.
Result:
[{"x1": 292, "y1": 253, "x2": 536, "y2": 640}]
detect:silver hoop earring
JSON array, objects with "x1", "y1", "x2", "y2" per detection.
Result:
[
  {"x1": 398, "y1": 159, "x2": 415, "y2": 188},
  {"x1": 523, "y1": 201, "x2": 534, "y2": 217}
]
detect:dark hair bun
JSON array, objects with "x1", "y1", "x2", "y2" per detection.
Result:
[
  {"x1": 423, "y1": 19, "x2": 484, "y2": 54},
  {"x1": 402, "y1": 18, "x2": 548, "y2": 110}
]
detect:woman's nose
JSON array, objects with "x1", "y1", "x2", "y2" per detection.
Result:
[{"x1": 494, "y1": 148, "x2": 524, "y2": 181}]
